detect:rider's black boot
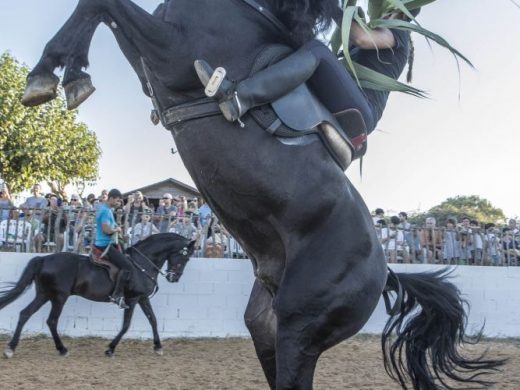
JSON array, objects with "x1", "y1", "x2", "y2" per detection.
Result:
[
  {"x1": 194, "y1": 48, "x2": 319, "y2": 124},
  {"x1": 109, "y1": 270, "x2": 130, "y2": 310}
]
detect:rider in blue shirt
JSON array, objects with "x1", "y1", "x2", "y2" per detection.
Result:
[{"x1": 94, "y1": 189, "x2": 133, "y2": 309}]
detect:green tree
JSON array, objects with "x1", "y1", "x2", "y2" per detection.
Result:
[
  {"x1": 409, "y1": 195, "x2": 506, "y2": 226},
  {"x1": 0, "y1": 52, "x2": 101, "y2": 196}
]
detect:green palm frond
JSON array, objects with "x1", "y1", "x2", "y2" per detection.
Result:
[
  {"x1": 330, "y1": 0, "x2": 475, "y2": 96},
  {"x1": 348, "y1": 61, "x2": 428, "y2": 98},
  {"x1": 368, "y1": 18, "x2": 474, "y2": 68},
  {"x1": 341, "y1": 5, "x2": 362, "y2": 82}
]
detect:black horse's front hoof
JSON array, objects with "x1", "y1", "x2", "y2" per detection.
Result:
[
  {"x1": 105, "y1": 349, "x2": 114, "y2": 358},
  {"x1": 63, "y1": 76, "x2": 96, "y2": 110},
  {"x1": 59, "y1": 348, "x2": 69, "y2": 357},
  {"x1": 154, "y1": 346, "x2": 164, "y2": 356},
  {"x1": 21, "y1": 73, "x2": 59, "y2": 107}
]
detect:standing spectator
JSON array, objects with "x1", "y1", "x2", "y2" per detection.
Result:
[
  {"x1": 24, "y1": 184, "x2": 48, "y2": 222},
  {"x1": 483, "y1": 223, "x2": 500, "y2": 266},
  {"x1": 508, "y1": 219, "x2": 519, "y2": 235},
  {"x1": 75, "y1": 211, "x2": 95, "y2": 253},
  {"x1": 175, "y1": 196, "x2": 188, "y2": 218},
  {"x1": 131, "y1": 209, "x2": 159, "y2": 245},
  {"x1": 420, "y1": 217, "x2": 442, "y2": 264},
  {"x1": 38, "y1": 194, "x2": 66, "y2": 252},
  {"x1": 372, "y1": 208, "x2": 385, "y2": 226},
  {"x1": 0, "y1": 184, "x2": 13, "y2": 222},
  {"x1": 469, "y1": 220, "x2": 484, "y2": 265},
  {"x1": 442, "y1": 218, "x2": 460, "y2": 265},
  {"x1": 64, "y1": 194, "x2": 83, "y2": 251},
  {"x1": 458, "y1": 217, "x2": 472, "y2": 265},
  {"x1": 156, "y1": 193, "x2": 177, "y2": 233},
  {"x1": 19, "y1": 206, "x2": 42, "y2": 252},
  {"x1": 383, "y1": 216, "x2": 407, "y2": 263},
  {"x1": 398, "y1": 212, "x2": 415, "y2": 261},
  {"x1": 198, "y1": 199, "x2": 212, "y2": 229},
  {"x1": 124, "y1": 191, "x2": 146, "y2": 229},
  {"x1": 502, "y1": 228, "x2": 520, "y2": 266},
  {"x1": 84, "y1": 193, "x2": 97, "y2": 211},
  {"x1": 187, "y1": 200, "x2": 200, "y2": 228},
  {"x1": 169, "y1": 213, "x2": 199, "y2": 241}
]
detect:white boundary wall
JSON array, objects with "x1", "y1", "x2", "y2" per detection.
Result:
[{"x1": 0, "y1": 253, "x2": 519, "y2": 339}]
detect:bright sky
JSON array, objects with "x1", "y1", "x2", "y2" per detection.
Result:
[{"x1": 1, "y1": 1, "x2": 519, "y2": 217}]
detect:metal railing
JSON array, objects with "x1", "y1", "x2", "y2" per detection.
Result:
[{"x1": 1, "y1": 207, "x2": 519, "y2": 265}]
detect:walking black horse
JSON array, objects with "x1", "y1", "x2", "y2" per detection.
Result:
[
  {"x1": 21, "y1": 1, "x2": 503, "y2": 388},
  {"x1": 0, "y1": 233, "x2": 195, "y2": 358}
]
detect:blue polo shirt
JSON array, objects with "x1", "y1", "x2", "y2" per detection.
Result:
[{"x1": 95, "y1": 203, "x2": 116, "y2": 247}]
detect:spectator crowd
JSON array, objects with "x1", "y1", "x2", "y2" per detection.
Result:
[
  {"x1": 0, "y1": 184, "x2": 246, "y2": 259},
  {"x1": 372, "y1": 208, "x2": 520, "y2": 266},
  {"x1": 1, "y1": 183, "x2": 518, "y2": 266}
]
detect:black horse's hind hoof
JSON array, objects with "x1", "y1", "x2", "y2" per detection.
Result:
[
  {"x1": 59, "y1": 348, "x2": 69, "y2": 357},
  {"x1": 64, "y1": 76, "x2": 96, "y2": 110},
  {"x1": 3, "y1": 348, "x2": 14, "y2": 359},
  {"x1": 154, "y1": 346, "x2": 164, "y2": 356},
  {"x1": 21, "y1": 73, "x2": 59, "y2": 107},
  {"x1": 105, "y1": 349, "x2": 114, "y2": 358}
]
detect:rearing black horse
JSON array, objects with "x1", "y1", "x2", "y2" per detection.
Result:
[
  {"x1": 21, "y1": 1, "x2": 503, "y2": 388},
  {"x1": 0, "y1": 233, "x2": 195, "y2": 359}
]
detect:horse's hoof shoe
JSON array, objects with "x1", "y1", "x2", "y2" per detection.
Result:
[
  {"x1": 3, "y1": 348, "x2": 14, "y2": 359},
  {"x1": 21, "y1": 74, "x2": 59, "y2": 107},
  {"x1": 64, "y1": 77, "x2": 96, "y2": 110},
  {"x1": 154, "y1": 348, "x2": 164, "y2": 356},
  {"x1": 105, "y1": 349, "x2": 114, "y2": 358}
]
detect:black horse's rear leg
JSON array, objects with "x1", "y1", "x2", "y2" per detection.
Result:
[
  {"x1": 244, "y1": 280, "x2": 277, "y2": 389},
  {"x1": 105, "y1": 301, "x2": 136, "y2": 357},
  {"x1": 23, "y1": 0, "x2": 170, "y2": 108},
  {"x1": 4, "y1": 295, "x2": 48, "y2": 359},
  {"x1": 47, "y1": 297, "x2": 69, "y2": 356},
  {"x1": 138, "y1": 297, "x2": 163, "y2": 355}
]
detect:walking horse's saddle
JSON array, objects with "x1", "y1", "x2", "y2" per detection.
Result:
[{"x1": 90, "y1": 246, "x2": 119, "y2": 282}]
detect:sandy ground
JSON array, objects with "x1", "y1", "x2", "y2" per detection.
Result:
[{"x1": 0, "y1": 335, "x2": 518, "y2": 389}]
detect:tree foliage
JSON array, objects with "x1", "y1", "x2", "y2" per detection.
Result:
[
  {"x1": 0, "y1": 52, "x2": 101, "y2": 194},
  {"x1": 409, "y1": 195, "x2": 506, "y2": 226}
]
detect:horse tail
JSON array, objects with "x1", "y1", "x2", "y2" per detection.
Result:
[
  {"x1": 381, "y1": 268, "x2": 506, "y2": 389},
  {"x1": 0, "y1": 256, "x2": 44, "y2": 311}
]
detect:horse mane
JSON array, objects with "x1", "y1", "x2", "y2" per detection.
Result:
[
  {"x1": 270, "y1": 0, "x2": 341, "y2": 46},
  {"x1": 130, "y1": 232, "x2": 188, "y2": 253}
]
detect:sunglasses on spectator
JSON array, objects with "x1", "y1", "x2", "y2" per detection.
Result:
[{"x1": 71, "y1": 198, "x2": 79, "y2": 201}]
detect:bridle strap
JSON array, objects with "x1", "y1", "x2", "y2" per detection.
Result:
[
  {"x1": 132, "y1": 247, "x2": 166, "y2": 277},
  {"x1": 240, "y1": 0, "x2": 294, "y2": 44}
]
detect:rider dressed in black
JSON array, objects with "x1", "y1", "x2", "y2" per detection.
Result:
[
  {"x1": 94, "y1": 188, "x2": 133, "y2": 309},
  {"x1": 194, "y1": 2, "x2": 419, "y2": 140}
]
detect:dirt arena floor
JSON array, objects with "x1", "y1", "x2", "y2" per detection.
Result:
[{"x1": 0, "y1": 335, "x2": 518, "y2": 389}]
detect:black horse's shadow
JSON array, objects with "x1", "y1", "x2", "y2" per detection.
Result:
[
  {"x1": 20, "y1": 1, "x2": 505, "y2": 388},
  {"x1": 0, "y1": 233, "x2": 195, "y2": 358}
]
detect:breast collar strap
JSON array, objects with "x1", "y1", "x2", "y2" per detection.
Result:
[{"x1": 239, "y1": 0, "x2": 293, "y2": 45}]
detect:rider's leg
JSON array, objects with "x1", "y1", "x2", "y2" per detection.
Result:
[
  {"x1": 106, "y1": 245, "x2": 132, "y2": 309},
  {"x1": 194, "y1": 39, "x2": 376, "y2": 131},
  {"x1": 194, "y1": 46, "x2": 320, "y2": 123}
]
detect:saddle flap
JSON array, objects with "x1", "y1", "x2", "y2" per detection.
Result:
[
  {"x1": 90, "y1": 248, "x2": 119, "y2": 282},
  {"x1": 271, "y1": 83, "x2": 334, "y2": 131}
]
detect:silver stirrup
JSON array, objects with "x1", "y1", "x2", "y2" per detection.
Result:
[{"x1": 205, "y1": 67, "x2": 227, "y2": 97}]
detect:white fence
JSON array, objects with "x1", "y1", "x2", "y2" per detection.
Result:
[{"x1": 0, "y1": 253, "x2": 519, "y2": 339}]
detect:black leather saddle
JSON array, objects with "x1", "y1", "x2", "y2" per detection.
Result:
[{"x1": 248, "y1": 44, "x2": 368, "y2": 170}]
